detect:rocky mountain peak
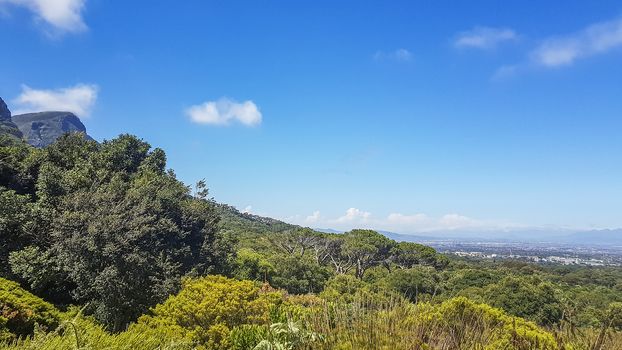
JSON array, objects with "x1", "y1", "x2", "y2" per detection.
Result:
[
  {"x1": 0, "y1": 97, "x2": 23, "y2": 139},
  {"x1": 0, "y1": 97, "x2": 93, "y2": 147},
  {"x1": 0, "y1": 97, "x2": 11, "y2": 121},
  {"x1": 12, "y1": 111, "x2": 92, "y2": 148}
]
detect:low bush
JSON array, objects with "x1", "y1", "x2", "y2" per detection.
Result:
[
  {"x1": 1, "y1": 308, "x2": 191, "y2": 350},
  {"x1": 138, "y1": 275, "x2": 284, "y2": 349},
  {"x1": 302, "y1": 296, "x2": 559, "y2": 350},
  {"x1": 0, "y1": 277, "x2": 60, "y2": 342}
]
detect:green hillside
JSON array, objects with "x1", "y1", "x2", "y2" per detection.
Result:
[{"x1": 216, "y1": 203, "x2": 299, "y2": 237}]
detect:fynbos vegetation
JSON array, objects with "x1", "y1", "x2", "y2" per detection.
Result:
[{"x1": 1, "y1": 133, "x2": 621, "y2": 349}]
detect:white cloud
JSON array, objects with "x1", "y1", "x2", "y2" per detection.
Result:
[
  {"x1": 186, "y1": 98, "x2": 262, "y2": 127},
  {"x1": 0, "y1": 0, "x2": 87, "y2": 33},
  {"x1": 438, "y1": 214, "x2": 481, "y2": 230},
  {"x1": 454, "y1": 27, "x2": 517, "y2": 49},
  {"x1": 335, "y1": 208, "x2": 371, "y2": 224},
  {"x1": 285, "y1": 208, "x2": 513, "y2": 233},
  {"x1": 13, "y1": 83, "x2": 98, "y2": 117},
  {"x1": 386, "y1": 213, "x2": 483, "y2": 231},
  {"x1": 531, "y1": 18, "x2": 622, "y2": 67},
  {"x1": 305, "y1": 211, "x2": 321, "y2": 224},
  {"x1": 373, "y1": 48, "x2": 413, "y2": 62},
  {"x1": 387, "y1": 213, "x2": 429, "y2": 225}
]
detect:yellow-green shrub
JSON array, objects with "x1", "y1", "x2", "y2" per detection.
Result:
[
  {"x1": 412, "y1": 296, "x2": 559, "y2": 350},
  {"x1": 297, "y1": 295, "x2": 560, "y2": 350},
  {"x1": 0, "y1": 277, "x2": 60, "y2": 342},
  {"x1": 138, "y1": 275, "x2": 283, "y2": 349},
  {"x1": 1, "y1": 307, "x2": 192, "y2": 350}
]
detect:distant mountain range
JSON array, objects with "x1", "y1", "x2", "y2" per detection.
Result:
[
  {"x1": 316, "y1": 225, "x2": 622, "y2": 246},
  {"x1": 561, "y1": 229, "x2": 622, "y2": 245},
  {"x1": 340, "y1": 228, "x2": 622, "y2": 246}
]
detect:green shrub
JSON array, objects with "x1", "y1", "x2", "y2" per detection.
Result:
[
  {"x1": 319, "y1": 274, "x2": 366, "y2": 303},
  {"x1": 233, "y1": 248, "x2": 274, "y2": 282},
  {"x1": 0, "y1": 277, "x2": 60, "y2": 342},
  {"x1": 138, "y1": 275, "x2": 284, "y2": 349},
  {"x1": 270, "y1": 255, "x2": 331, "y2": 295},
  {"x1": 412, "y1": 297, "x2": 559, "y2": 349},
  {"x1": 229, "y1": 324, "x2": 269, "y2": 350},
  {"x1": 1, "y1": 307, "x2": 192, "y2": 350},
  {"x1": 483, "y1": 276, "x2": 563, "y2": 325},
  {"x1": 299, "y1": 295, "x2": 559, "y2": 350},
  {"x1": 385, "y1": 267, "x2": 441, "y2": 303}
]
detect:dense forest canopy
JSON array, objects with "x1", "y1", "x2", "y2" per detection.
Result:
[
  {"x1": 1, "y1": 133, "x2": 233, "y2": 329},
  {"x1": 1, "y1": 132, "x2": 621, "y2": 349}
]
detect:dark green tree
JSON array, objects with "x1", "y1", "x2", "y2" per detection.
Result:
[
  {"x1": 341, "y1": 230, "x2": 395, "y2": 279},
  {"x1": 484, "y1": 275, "x2": 563, "y2": 326},
  {"x1": 0, "y1": 189, "x2": 35, "y2": 277},
  {"x1": 385, "y1": 267, "x2": 441, "y2": 302},
  {"x1": 270, "y1": 255, "x2": 331, "y2": 294},
  {"x1": 391, "y1": 242, "x2": 448, "y2": 270},
  {"x1": 6, "y1": 133, "x2": 230, "y2": 330}
]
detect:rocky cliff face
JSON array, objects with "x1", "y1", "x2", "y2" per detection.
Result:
[
  {"x1": 0, "y1": 97, "x2": 23, "y2": 139},
  {"x1": 12, "y1": 111, "x2": 93, "y2": 148},
  {"x1": 0, "y1": 97, "x2": 10, "y2": 119}
]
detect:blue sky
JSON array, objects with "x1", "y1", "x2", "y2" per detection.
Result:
[{"x1": 1, "y1": 1, "x2": 622, "y2": 234}]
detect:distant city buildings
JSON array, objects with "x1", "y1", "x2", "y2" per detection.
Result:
[
  {"x1": 426, "y1": 241, "x2": 622, "y2": 266},
  {"x1": 451, "y1": 251, "x2": 610, "y2": 266}
]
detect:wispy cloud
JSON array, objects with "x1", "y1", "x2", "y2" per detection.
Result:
[
  {"x1": 386, "y1": 213, "x2": 429, "y2": 225},
  {"x1": 491, "y1": 64, "x2": 520, "y2": 81},
  {"x1": 373, "y1": 48, "x2": 413, "y2": 62},
  {"x1": 285, "y1": 208, "x2": 511, "y2": 233},
  {"x1": 0, "y1": 0, "x2": 88, "y2": 34},
  {"x1": 454, "y1": 26, "x2": 517, "y2": 49},
  {"x1": 531, "y1": 17, "x2": 622, "y2": 67},
  {"x1": 305, "y1": 211, "x2": 321, "y2": 224},
  {"x1": 186, "y1": 98, "x2": 262, "y2": 127},
  {"x1": 386, "y1": 212, "x2": 484, "y2": 231},
  {"x1": 13, "y1": 83, "x2": 98, "y2": 117}
]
